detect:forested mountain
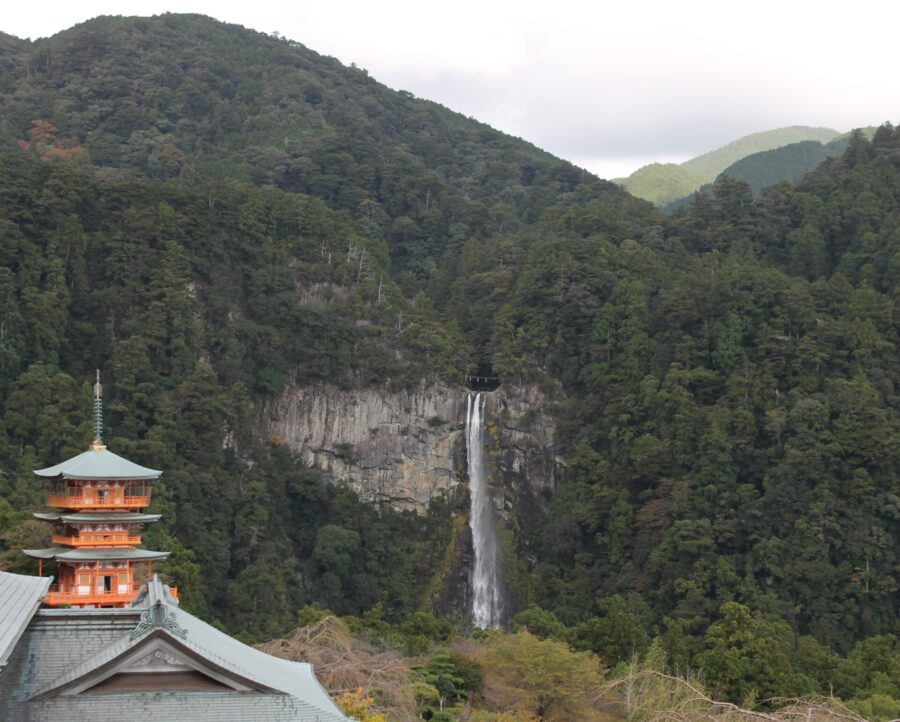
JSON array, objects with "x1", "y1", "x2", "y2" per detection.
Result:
[
  {"x1": 1, "y1": 14, "x2": 898, "y2": 716},
  {"x1": 619, "y1": 125, "x2": 841, "y2": 206},
  {"x1": 0, "y1": 14, "x2": 649, "y2": 282}
]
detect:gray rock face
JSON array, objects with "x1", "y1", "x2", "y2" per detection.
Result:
[
  {"x1": 262, "y1": 383, "x2": 565, "y2": 513},
  {"x1": 487, "y1": 385, "x2": 567, "y2": 515}
]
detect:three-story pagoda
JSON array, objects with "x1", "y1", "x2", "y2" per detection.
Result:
[{"x1": 24, "y1": 373, "x2": 169, "y2": 607}]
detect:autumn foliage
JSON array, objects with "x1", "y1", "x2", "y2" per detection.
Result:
[{"x1": 19, "y1": 120, "x2": 87, "y2": 163}]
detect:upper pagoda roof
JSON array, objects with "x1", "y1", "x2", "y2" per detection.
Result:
[{"x1": 34, "y1": 448, "x2": 162, "y2": 481}]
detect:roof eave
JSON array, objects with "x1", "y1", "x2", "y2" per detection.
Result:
[{"x1": 33, "y1": 472, "x2": 162, "y2": 481}]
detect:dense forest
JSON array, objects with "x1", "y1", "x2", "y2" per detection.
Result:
[{"x1": 0, "y1": 14, "x2": 898, "y2": 719}]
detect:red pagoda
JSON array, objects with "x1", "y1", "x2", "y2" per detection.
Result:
[{"x1": 24, "y1": 372, "x2": 169, "y2": 607}]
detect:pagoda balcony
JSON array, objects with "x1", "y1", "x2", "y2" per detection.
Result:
[
  {"x1": 44, "y1": 582, "x2": 179, "y2": 607},
  {"x1": 45, "y1": 582, "x2": 143, "y2": 607},
  {"x1": 45, "y1": 494, "x2": 150, "y2": 510},
  {"x1": 51, "y1": 532, "x2": 142, "y2": 547}
]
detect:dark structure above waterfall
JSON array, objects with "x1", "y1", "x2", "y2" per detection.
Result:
[
  {"x1": 466, "y1": 375, "x2": 501, "y2": 392},
  {"x1": 466, "y1": 361, "x2": 501, "y2": 391}
]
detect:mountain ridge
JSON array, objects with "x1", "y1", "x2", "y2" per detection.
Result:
[
  {"x1": 617, "y1": 125, "x2": 841, "y2": 205},
  {"x1": 0, "y1": 13, "x2": 652, "y2": 278}
]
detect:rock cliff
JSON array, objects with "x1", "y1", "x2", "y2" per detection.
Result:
[{"x1": 262, "y1": 383, "x2": 565, "y2": 513}]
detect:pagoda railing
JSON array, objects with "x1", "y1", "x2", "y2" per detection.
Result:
[
  {"x1": 45, "y1": 494, "x2": 150, "y2": 509},
  {"x1": 44, "y1": 582, "x2": 179, "y2": 606},
  {"x1": 45, "y1": 582, "x2": 143, "y2": 607},
  {"x1": 51, "y1": 532, "x2": 142, "y2": 547}
]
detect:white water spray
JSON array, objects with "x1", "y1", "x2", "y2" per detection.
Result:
[{"x1": 466, "y1": 392, "x2": 502, "y2": 628}]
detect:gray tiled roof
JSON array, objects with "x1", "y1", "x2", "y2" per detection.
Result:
[
  {"x1": 34, "y1": 447, "x2": 162, "y2": 480},
  {"x1": 0, "y1": 575, "x2": 353, "y2": 722},
  {"x1": 0, "y1": 571, "x2": 51, "y2": 669},
  {"x1": 23, "y1": 547, "x2": 170, "y2": 561}
]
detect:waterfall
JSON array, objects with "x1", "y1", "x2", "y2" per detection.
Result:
[{"x1": 466, "y1": 392, "x2": 502, "y2": 628}]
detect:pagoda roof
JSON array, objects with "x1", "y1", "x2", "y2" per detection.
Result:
[
  {"x1": 34, "y1": 448, "x2": 162, "y2": 481},
  {"x1": 22, "y1": 548, "x2": 169, "y2": 562},
  {"x1": 33, "y1": 512, "x2": 161, "y2": 524}
]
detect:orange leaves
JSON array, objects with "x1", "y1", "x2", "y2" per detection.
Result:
[{"x1": 20, "y1": 119, "x2": 88, "y2": 163}]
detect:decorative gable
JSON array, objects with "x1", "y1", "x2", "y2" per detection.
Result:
[
  {"x1": 129, "y1": 647, "x2": 193, "y2": 672},
  {"x1": 33, "y1": 634, "x2": 269, "y2": 698},
  {"x1": 75, "y1": 638, "x2": 249, "y2": 695}
]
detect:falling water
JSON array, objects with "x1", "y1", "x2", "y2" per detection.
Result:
[{"x1": 466, "y1": 392, "x2": 502, "y2": 628}]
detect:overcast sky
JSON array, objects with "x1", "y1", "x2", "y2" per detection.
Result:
[{"x1": 4, "y1": 1, "x2": 898, "y2": 179}]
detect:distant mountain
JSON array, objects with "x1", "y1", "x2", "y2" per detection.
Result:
[
  {"x1": 614, "y1": 162, "x2": 702, "y2": 207},
  {"x1": 828, "y1": 126, "x2": 878, "y2": 145},
  {"x1": 680, "y1": 125, "x2": 840, "y2": 181},
  {"x1": 714, "y1": 139, "x2": 845, "y2": 197},
  {"x1": 665, "y1": 127, "x2": 880, "y2": 211},
  {"x1": 618, "y1": 125, "x2": 840, "y2": 206}
]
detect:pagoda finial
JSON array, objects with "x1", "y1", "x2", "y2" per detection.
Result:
[{"x1": 90, "y1": 369, "x2": 106, "y2": 450}]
